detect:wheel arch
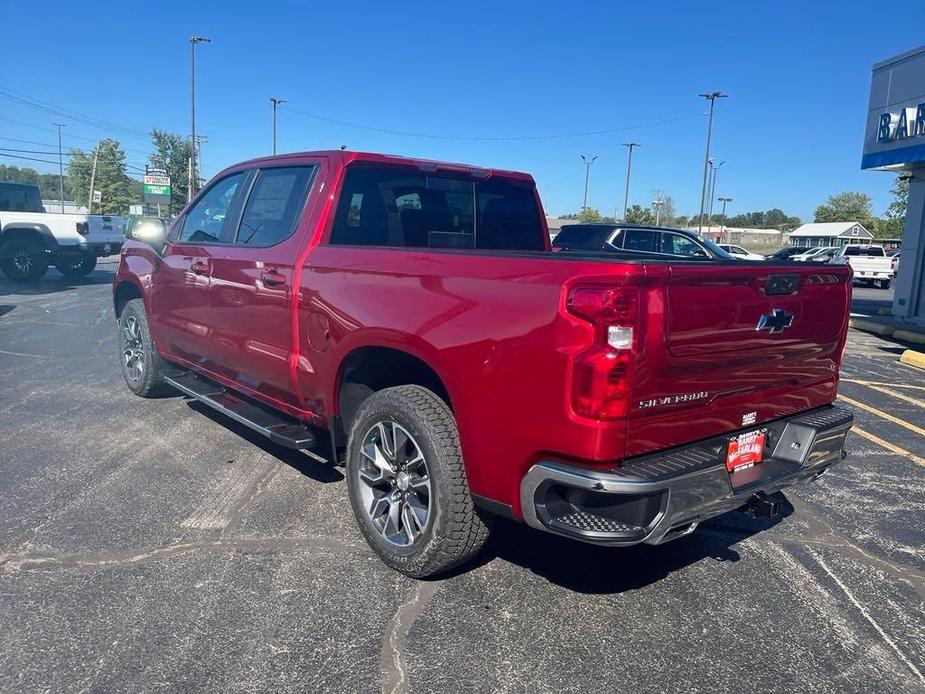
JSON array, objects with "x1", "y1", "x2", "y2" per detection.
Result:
[
  {"x1": 113, "y1": 279, "x2": 144, "y2": 318},
  {"x1": 333, "y1": 345, "x2": 453, "y2": 432},
  {"x1": 0, "y1": 223, "x2": 58, "y2": 251}
]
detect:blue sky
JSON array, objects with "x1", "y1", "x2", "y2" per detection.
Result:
[{"x1": 1, "y1": 1, "x2": 924, "y2": 220}]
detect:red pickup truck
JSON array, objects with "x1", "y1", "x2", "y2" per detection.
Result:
[{"x1": 113, "y1": 150, "x2": 854, "y2": 577}]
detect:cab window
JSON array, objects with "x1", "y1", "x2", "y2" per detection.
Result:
[{"x1": 175, "y1": 172, "x2": 247, "y2": 244}]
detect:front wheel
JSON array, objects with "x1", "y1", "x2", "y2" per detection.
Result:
[
  {"x1": 118, "y1": 299, "x2": 172, "y2": 397},
  {"x1": 346, "y1": 385, "x2": 490, "y2": 578},
  {"x1": 56, "y1": 254, "x2": 97, "y2": 279},
  {"x1": 0, "y1": 239, "x2": 48, "y2": 282}
]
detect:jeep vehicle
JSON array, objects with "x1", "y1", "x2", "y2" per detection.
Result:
[
  {"x1": 0, "y1": 181, "x2": 124, "y2": 281},
  {"x1": 113, "y1": 151, "x2": 854, "y2": 577}
]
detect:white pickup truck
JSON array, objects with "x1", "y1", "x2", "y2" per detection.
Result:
[
  {"x1": 0, "y1": 181, "x2": 124, "y2": 281},
  {"x1": 832, "y1": 244, "x2": 894, "y2": 289}
]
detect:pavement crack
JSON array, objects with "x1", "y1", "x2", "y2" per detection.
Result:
[
  {"x1": 381, "y1": 579, "x2": 439, "y2": 694},
  {"x1": 0, "y1": 536, "x2": 362, "y2": 573}
]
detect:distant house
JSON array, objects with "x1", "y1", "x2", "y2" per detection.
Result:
[{"x1": 788, "y1": 222, "x2": 873, "y2": 247}]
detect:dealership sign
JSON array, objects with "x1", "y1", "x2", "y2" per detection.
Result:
[
  {"x1": 876, "y1": 104, "x2": 925, "y2": 143},
  {"x1": 862, "y1": 45, "x2": 925, "y2": 169}
]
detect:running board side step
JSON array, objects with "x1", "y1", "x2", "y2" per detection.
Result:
[{"x1": 164, "y1": 371, "x2": 318, "y2": 451}]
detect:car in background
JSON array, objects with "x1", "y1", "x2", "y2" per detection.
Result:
[
  {"x1": 765, "y1": 246, "x2": 811, "y2": 261},
  {"x1": 791, "y1": 246, "x2": 839, "y2": 262},
  {"x1": 718, "y1": 244, "x2": 766, "y2": 260},
  {"x1": 552, "y1": 223, "x2": 729, "y2": 259},
  {"x1": 887, "y1": 249, "x2": 900, "y2": 257}
]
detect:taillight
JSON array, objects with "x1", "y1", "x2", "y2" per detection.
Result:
[
  {"x1": 565, "y1": 285, "x2": 639, "y2": 420},
  {"x1": 76, "y1": 222, "x2": 89, "y2": 235}
]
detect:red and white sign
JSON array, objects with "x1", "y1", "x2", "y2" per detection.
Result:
[{"x1": 726, "y1": 430, "x2": 766, "y2": 472}]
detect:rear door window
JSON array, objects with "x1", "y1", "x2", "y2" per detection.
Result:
[
  {"x1": 329, "y1": 164, "x2": 543, "y2": 251},
  {"x1": 622, "y1": 229, "x2": 658, "y2": 253}
]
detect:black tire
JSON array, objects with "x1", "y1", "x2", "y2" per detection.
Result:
[
  {"x1": 346, "y1": 385, "x2": 490, "y2": 577},
  {"x1": 0, "y1": 238, "x2": 49, "y2": 282},
  {"x1": 56, "y1": 254, "x2": 97, "y2": 279},
  {"x1": 878, "y1": 278, "x2": 892, "y2": 290},
  {"x1": 118, "y1": 298, "x2": 172, "y2": 397}
]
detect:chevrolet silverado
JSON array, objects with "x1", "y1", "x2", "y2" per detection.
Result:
[{"x1": 113, "y1": 151, "x2": 854, "y2": 577}]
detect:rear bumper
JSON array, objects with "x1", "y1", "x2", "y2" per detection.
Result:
[
  {"x1": 56, "y1": 241, "x2": 122, "y2": 258},
  {"x1": 520, "y1": 405, "x2": 853, "y2": 546}
]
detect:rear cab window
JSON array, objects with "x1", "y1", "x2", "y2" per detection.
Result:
[{"x1": 329, "y1": 163, "x2": 545, "y2": 251}]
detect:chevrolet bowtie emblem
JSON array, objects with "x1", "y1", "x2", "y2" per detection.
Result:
[{"x1": 756, "y1": 308, "x2": 794, "y2": 334}]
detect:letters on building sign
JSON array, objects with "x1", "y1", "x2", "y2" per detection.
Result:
[{"x1": 877, "y1": 103, "x2": 925, "y2": 143}]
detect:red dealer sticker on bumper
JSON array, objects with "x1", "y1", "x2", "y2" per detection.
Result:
[{"x1": 726, "y1": 430, "x2": 767, "y2": 473}]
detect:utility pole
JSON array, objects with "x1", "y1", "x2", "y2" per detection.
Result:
[
  {"x1": 54, "y1": 123, "x2": 65, "y2": 212},
  {"x1": 697, "y1": 91, "x2": 727, "y2": 233},
  {"x1": 87, "y1": 142, "x2": 99, "y2": 213},
  {"x1": 653, "y1": 190, "x2": 664, "y2": 226},
  {"x1": 718, "y1": 197, "x2": 732, "y2": 242},
  {"x1": 270, "y1": 97, "x2": 286, "y2": 155},
  {"x1": 580, "y1": 154, "x2": 598, "y2": 211},
  {"x1": 621, "y1": 142, "x2": 640, "y2": 221},
  {"x1": 189, "y1": 35, "x2": 211, "y2": 201},
  {"x1": 708, "y1": 160, "x2": 725, "y2": 230}
]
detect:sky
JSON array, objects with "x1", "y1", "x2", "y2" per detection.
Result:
[{"x1": 1, "y1": 1, "x2": 924, "y2": 221}]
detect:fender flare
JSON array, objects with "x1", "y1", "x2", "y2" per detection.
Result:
[{"x1": 0, "y1": 222, "x2": 59, "y2": 252}]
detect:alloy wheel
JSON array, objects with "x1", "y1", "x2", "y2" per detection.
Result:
[
  {"x1": 357, "y1": 420, "x2": 431, "y2": 546},
  {"x1": 121, "y1": 315, "x2": 145, "y2": 384}
]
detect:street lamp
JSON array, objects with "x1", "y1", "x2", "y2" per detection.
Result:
[
  {"x1": 708, "y1": 159, "x2": 726, "y2": 229},
  {"x1": 580, "y1": 154, "x2": 598, "y2": 210},
  {"x1": 718, "y1": 196, "x2": 733, "y2": 242},
  {"x1": 697, "y1": 91, "x2": 727, "y2": 233},
  {"x1": 270, "y1": 96, "x2": 286, "y2": 155},
  {"x1": 189, "y1": 35, "x2": 211, "y2": 201},
  {"x1": 652, "y1": 191, "x2": 664, "y2": 226},
  {"x1": 621, "y1": 143, "x2": 640, "y2": 221}
]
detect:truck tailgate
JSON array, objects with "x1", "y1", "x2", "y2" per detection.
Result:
[
  {"x1": 87, "y1": 215, "x2": 124, "y2": 245},
  {"x1": 625, "y1": 263, "x2": 852, "y2": 457}
]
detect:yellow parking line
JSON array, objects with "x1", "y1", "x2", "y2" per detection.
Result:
[
  {"x1": 850, "y1": 426, "x2": 925, "y2": 468},
  {"x1": 848, "y1": 382, "x2": 925, "y2": 409},
  {"x1": 838, "y1": 394, "x2": 925, "y2": 437},
  {"x1": 840, "y1": 378, "x2": 925, "y2": 392}
]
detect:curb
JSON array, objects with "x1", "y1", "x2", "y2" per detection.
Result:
[
  {"x1": 848, "y1": 317, "x2": 895, "y2": 336},
  {"x1": 893, "y1": 329, "x2": 925, "y2": 346},
  {"x1": 900, "y1": 349, "x2": 925, "y2": 370}
]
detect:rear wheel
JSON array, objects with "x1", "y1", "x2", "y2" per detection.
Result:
[
  {"x1": 346, "y1": 385, "x2": 490, "y2": 577},
  {"x1": 56, "y1": 254, "x2": 97, "y2": 279},
  {"x1": 118, "y1": 298, "x2": 172, "y2": 397},
  {"x1": 877, "y1": 278, "x2": 892, "y2": 290},
  {"x1": 0, "y1": 239, "x2": 48, "y2": 282}
]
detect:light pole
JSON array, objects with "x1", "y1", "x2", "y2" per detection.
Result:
[
  {"x1": 580, "y1": 154, "x2": 598, "y2": 211},
  {"x1": 270, "y1": 97, "x2": 286, "y2": 155},
  {"x1": 708, "y1": 159, "x2": 725, "y2": 230},
  {"x1": 189, "y1": 35, "x2": 211, "y2": 202},
  {"x1": 718, "y1": 196, "x2": 732, "y2": 242},
  {"x1": 53, "y1": 123, "x2": 65, "y2": 212},
  {"x1": 697, "y1": 91, "x2": 727, "y2": 233},
  {"x1": 621, "y1": 142, "x2": 640, "y2": 221}
]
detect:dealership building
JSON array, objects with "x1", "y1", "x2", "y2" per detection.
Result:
[{"x1": 863, "y1": 44, "x2": 925, "y2": 328}]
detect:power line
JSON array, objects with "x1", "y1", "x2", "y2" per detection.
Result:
[
  {"x1": 0, "y1": 152, "x2": 64, "y2": 166},
  {"x1": 0, "y1": 116, "x2": 154, "y2": 157},
  {"x1": 281, "y1": 106, "x2": 706, "y2": 141},
  {"x1": 0, "y1": 86, "x2": 151, "y2": 140}
]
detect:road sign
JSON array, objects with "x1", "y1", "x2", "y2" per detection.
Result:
[{"x1": 92, "y1": 190, "x2": 102, "y2": 204}]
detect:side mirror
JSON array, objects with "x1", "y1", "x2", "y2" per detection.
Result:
[{"x1": 129, "y1": 220, "x2": 168, "y2": 251}]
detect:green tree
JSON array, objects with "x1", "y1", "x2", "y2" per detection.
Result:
[
  {"x1": 814, "y1": 191, "x2": 875, "y2": 224},
  {"x1": 578, "y1": 207, "x2": 603, "y2": 223},
  {"x1": 624, "y1": 204, "x2": 654, "y2": 224},
  {"x1": 0, "y1": 165, "x2": 71, "y2": 200},
  {"x1": 68, "y1": 139, "x2": 134, "y2": 214},
  {"x1": 150, "y1": 129, "x2": 193, "y2": 214},
  {"x1": 876, "y1": 174, "x2": 909, "y2": 238},
  {"x1": 657, "y1": 195, "x2": 676, "y2": 225}
]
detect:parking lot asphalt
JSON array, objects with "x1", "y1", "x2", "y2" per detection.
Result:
[{"x1": 1, "y1": 259, "x2": 923, "y2": 694}]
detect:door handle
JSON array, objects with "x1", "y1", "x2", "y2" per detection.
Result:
[
  {"x1": 190, "y1": 261, "x2": 208, "y2": 275},
  {"x1": 261, "y1": 270, "x2": 286, "y2": 286}
]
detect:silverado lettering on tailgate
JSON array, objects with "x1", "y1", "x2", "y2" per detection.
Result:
[{"x1": 638, "y1": 391, "x2": 710, "y2": 410}]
